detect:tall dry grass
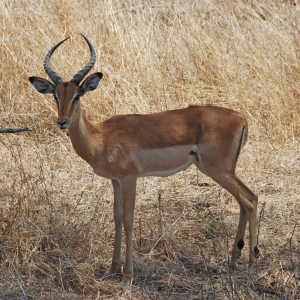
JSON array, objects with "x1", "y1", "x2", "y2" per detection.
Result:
[{"x1": 0, "y1": 0, "x2": 299, "y2": 299}]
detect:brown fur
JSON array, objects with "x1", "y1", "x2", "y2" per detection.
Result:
[{"x1": 99, "y1": 105, "x2": 245, "y2": 149}]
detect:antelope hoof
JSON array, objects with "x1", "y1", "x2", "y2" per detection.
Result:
[
  {"x1": 103, "y1": 262, "x2": 120, "y2": 277},
  {"x1": 120, "y1": 275, "x2": 132, "y2": 286},
  {"x1": 104, "y1": 269, "x2": 116, "y2": 277},
  {"x1": 229, "y1": 260, "x2": 238, "y2": 269}
]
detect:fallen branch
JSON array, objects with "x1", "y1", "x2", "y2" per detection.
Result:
[{"x1": 0, "y1": 128, "x2": 32, "y2": 134}]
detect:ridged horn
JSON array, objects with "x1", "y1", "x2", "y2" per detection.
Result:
[
  {"x1": 70, "y1": 34, "x2": 96, "y2": 86},
  {"x1": 43, "y1": 37, "x2": 70, "y2": 85}
]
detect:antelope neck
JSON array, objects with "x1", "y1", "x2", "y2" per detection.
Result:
[{"x1": 67, "y1": 109, "x2": 99, "y2": 164}]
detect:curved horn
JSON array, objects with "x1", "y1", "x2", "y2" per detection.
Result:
[
  {"x1": 70, "y1": 34, "x2": 96, "y2": 86},
  {"x1": 44, "y1": 37, "x2": 70, "y2": 85}
]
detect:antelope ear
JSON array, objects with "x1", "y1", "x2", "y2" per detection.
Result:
[
  {"x1": 29, "y1": 77, "x2": 56, "y2": 94},
  {"x1": 79, "y1": 72, "x2": 103, "y2": 96}
]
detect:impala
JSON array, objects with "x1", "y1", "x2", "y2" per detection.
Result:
[{"x1": 29, "y1": 35, "x2": 259, "y2": 284}]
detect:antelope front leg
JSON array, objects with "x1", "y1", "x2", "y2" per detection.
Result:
[
  {"x1": 120, "y1": 176, "x2": 137, "y2": 285},
  {"x1": 104, "y1": 180, "x2": 123, "y2": 276}
]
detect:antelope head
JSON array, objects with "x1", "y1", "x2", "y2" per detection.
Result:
[{"x1": 29, "y1": 34, "x2": 103, "y2": 130}]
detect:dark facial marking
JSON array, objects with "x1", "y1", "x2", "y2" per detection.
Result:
[
  {"x1": 237, "y1": 239, "x2": 245, "y2": 250},
  {"x1": 54, "y1": 95, "x2": 59, "y2": 105}
]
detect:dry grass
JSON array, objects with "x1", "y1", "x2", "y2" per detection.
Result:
[{"x1": 0, "y1": 0, "x2": 300, "y2": 299}]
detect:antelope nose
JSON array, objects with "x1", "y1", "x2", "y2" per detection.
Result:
[{"x1": 57, "y1": 119, "x2": 68, "y2": 130}]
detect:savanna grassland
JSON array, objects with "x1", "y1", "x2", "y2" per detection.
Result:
[{"x1": 0, "y1": 0, "x2": 300, "y2": 299}]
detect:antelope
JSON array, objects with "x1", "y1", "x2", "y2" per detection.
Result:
[{"x1": 29, "y1": 35, "x2": 259, "y2": 285}]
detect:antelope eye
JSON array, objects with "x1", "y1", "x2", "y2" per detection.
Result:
[{"x1": 73, "y1": 95, "x2": 80, "y2": 103}]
